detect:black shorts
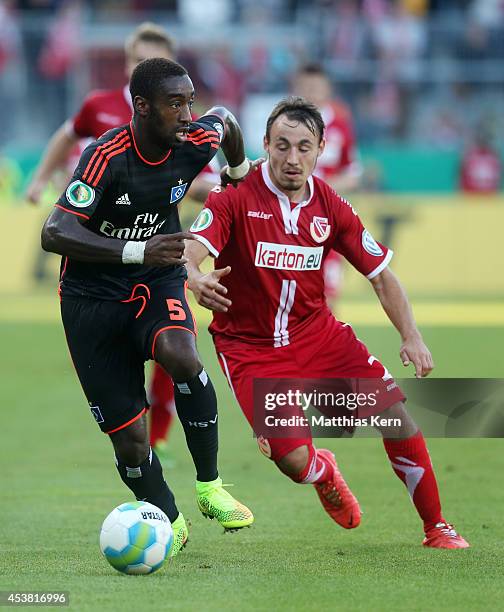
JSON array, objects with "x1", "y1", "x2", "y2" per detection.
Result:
[{"x1": 61, "y1": 278, "x2": 196, "y2": 434}]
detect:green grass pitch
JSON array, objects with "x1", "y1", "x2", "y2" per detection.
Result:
[{"x1": 1, "y1": 320, "x2": 503, "y2": 611}]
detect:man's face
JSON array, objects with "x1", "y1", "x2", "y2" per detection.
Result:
[
  {"x1": 293, "y1": 73, "x2": 331, "y2": 109},
  {"x1": 125, "y1": 41, "x2": 174, "y2": 79},
  {"x1": 143, "y1": 74, "x2": 194, "y2": 149},
  {"x1": 264, "y1": 114, "x2": 324, "y2": 195}
]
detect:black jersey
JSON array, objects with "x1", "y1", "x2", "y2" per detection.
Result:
[{"x1": 56, "y1": 115, "x2": 224, "y2": 300}]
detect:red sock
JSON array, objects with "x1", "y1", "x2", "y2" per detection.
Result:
[
  {"x1": 149, "y1": 364, "x2": 175, "y2": 447},
  {"x1": 383, "y1": 431, "x2": 444, "y2": 531},
  {"x1": 290, "y1": 445, "x2": 333, "y2": 484}
]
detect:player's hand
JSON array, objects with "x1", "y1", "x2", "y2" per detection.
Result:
[
  {"x1": 189, "y1": 266, "x2": 232, "y2": 312},
  {"x1": 25, "y1": 178, "x2": 46, "y2": 205},
  {"x1": 220, "y1": 157, "x2": 265, "y2": 189},
  {"x1": 144, "y1": 232, "x2": 195, "y2": 266},
  {"x1": 400, "y1": 334, "x2": 434, "y2": 378}
]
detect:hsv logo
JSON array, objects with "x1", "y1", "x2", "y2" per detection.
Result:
[
  {"x1": 310, "y1": 216, "x2": 331, "y2": 243},
  {"x1": 255, "y1": 241, "x2": 323, "y2": 271},
  {"x1": 170, "y1": 179, "x2": 188, "y2": 204},
  {"x1": 247, "y1": 211, "x2": 273, "y2": 220}
]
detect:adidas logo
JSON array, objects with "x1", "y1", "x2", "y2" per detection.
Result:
[{"x1": 115, "y1": 193, "x2": 131, "y2": 205}]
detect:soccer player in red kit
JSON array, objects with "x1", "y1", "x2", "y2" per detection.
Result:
[
  {"x1": 460, "y1": 129, "x2": 502, "y2": 194},
  {"x1": 26, "y1": 22, "x2": 216, "y2": 456},
  {"x1": 293, "y1": 64, "x2": 362, "y2": 307},
  {"x1": 184, "y1": 97, "x2": 469, "y2": 549}
]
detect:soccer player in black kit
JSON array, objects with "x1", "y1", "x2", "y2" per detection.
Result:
[{"x1": 41, "y1": 58, "x2": 255, "y2": 556}]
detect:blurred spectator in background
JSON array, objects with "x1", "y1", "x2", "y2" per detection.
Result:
[
  {"x1": 0, "y1": 0, "x2": 23, "y2": 146},
  {"x1": 460, "y1": 123, "x2": 502, "y2": 194},
  {"x1": 367, "y1": 0, "x2": 426, "y2": 138},
  {"x1": 293, "y1": 63, "x2": 362, "y2": 193},
  {"x1": 292, "y1": 63, "x2": 362, "y2": 308}
]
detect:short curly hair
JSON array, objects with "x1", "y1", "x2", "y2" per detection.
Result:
[
  {"x1": 266, "y1": 96, "x2": 325, "y2": 143},
  {"x1": 129, "y1": 58, "x2": 188, "y2": 103}
]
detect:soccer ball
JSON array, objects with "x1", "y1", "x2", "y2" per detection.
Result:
[{"x1": 100, "y1": 501, "x2": 173, "y2": 575}]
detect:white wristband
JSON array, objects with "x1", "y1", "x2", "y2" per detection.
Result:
[
  {"x1": 226, "y1": 158, "x2": 250, "y2": 180},
  {"x1": 122, "y1": 241, "x2": 146, "y2": 264}
]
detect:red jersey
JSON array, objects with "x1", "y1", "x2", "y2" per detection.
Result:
[
  {"x1": 191, "y1": 163, "x2": 392, "y2": 347},
  {"x1": 315, "y1": 101, "x2": 358, "y2": 180},
  {"x1": 460, "y1": 146, "x2": 502, "y2": 193},
  {"x1": 70, "y1": 86, "x2": 133, "y2": 140}
]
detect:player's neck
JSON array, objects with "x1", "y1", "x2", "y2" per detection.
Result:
[
  {"x1": 131, "y1": 118, "x2": 170, "y2": 163},
  {"x1": 277, "y1": 182, "x2": 310, "y2": 204}
]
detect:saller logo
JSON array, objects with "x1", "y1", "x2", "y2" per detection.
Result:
[{"x1": 255, "y1": 242, "x2": 323, "y2": 271}]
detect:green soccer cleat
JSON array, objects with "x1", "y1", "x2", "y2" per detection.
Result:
[
  {"x1": 170, "y1": 512, "x2": 188, "y2": 557},
  {"x1": 196, "y1": 477, "x2": 254, "y2": 530}
]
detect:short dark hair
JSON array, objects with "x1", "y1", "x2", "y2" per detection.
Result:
[
  {"x1": 129, "y1": 58, "x2": 188, "y2": 102},
  {"x1": 265, "y1": 96, "x2": 325, "y2": 143}
]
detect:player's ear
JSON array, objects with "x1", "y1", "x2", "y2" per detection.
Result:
[
  {"x1": 133, "y1": 96, "x2": 150, "y2": 118},
  {"x1": 263, "y1": 135, "x2": 270, "y2": 154},
  {"x1": 317, "y1": 137, "x2": 326, "y2": 158}
]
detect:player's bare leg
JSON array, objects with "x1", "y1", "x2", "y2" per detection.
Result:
[
  {"x1": 154, "y1": 329, "x2": 253, "y2": 530},
  {"x1": 109, "y1": 415, "x2": 188, "y2": 555},
  {"x1": 375, "y1": 401, "x2": 469, "y2": 548},
  {"x1": 275, "y1": 443, "x2": 361, "y2": 529}
]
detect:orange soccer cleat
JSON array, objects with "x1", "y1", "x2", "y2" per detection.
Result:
[
  {"x1": 313, "y1": 449, "x2": 361, "y2": 529},
  {"x1": 423, "y1": 522, "x2": 470, "y2": 549}
]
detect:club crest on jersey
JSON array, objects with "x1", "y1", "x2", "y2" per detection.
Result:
[
  {"x1": 310, "y1": 216, "x2": 331, "y2": 243},
  {"x1": 66, "y1": 180, "x2": 95, "y2": 208},
  {"x1": 170, "y1": 180, "x2": 188, "y2": 204},
  {"x1": 362, "y1": 229, "x2": 383, "y2": 256},
  {"x1": 190, "y1": 208, "x2": 213, "y2": 232}
]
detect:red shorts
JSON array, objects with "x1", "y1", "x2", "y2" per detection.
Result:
[{"x1": 214, "y1": 313, "x2": 404, "y2": 462}]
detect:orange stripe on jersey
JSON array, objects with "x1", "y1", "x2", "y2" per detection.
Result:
[
  {"x1": 188, "y1": 127, "x2": 204, "y2": 137},
  {"x1": 188, "y1": 137, "x2": 221, "y2": 147},
  {"x1": 86, "y1": 135, "x2": 131, "y2": 186},
  {"x1": 82, "y1": 130, "x2": 128, "y2": 181},
  {"x1": 189, "y1": 130, "x2": 219, "y2": 141},
  {"x1": 91, "y1": 142, "x2": 131, "y2": 186},
  {"x1": 55, "y1": 203, "x2": 90, "y2": 220}
]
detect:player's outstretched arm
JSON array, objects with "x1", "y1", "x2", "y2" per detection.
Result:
[
  {"x1": 185, "y1": 239, "x2": 232, "y2": 312},
  {"x1": 41, "y1": 207, "x2": 192, "y2": 266},
  {"x1": 369, "y1": 267, "x2": 434, "y2": 378},
  {"x1": 26, "y1": 123, "x2": 79, "y2": 205}
]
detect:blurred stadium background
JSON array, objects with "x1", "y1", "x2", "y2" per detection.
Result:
[
  {"x1": 1, "y1": 3, "x2": 504, "y2": 609},
  {"x1": 1, "y1": 0, "x2": 503, "y2": 314}
]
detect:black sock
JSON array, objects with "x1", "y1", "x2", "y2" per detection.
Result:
[
  {"x1": 174, "y1": 368, "x2": 219, "y2": 482},
  {"x1": 115, "y1": 448, "x2": 179, "y2": 523}
]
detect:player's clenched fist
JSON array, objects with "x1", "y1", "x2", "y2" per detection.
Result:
[
  {"x1": 144, "y1": 232, "x2": 195, "y2": 266},
  {"x1": 188, "y1": 266, "x2": 232, "y2": 312}
]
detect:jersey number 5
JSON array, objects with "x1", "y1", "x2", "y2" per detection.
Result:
[{"x1": 166, "y1": 299, "x2": 187, "y2": 321}]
